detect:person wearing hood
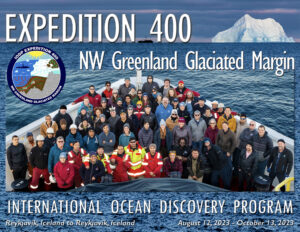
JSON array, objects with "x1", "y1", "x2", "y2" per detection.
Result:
[
  {"x1": 119, "y1": 123, "x2": 136, "y2": 147},
  {"x1": 44, "y1": 128, "x2": 56, "y2": 153},
  {"x1": 56, "y1": 119, "x2": 69, "y2": 140},
  {"x1": 48, "y1": 136, "x2": 67, "y2": 176},
  {"x1": 138, "y1": 121, "x2": 153, "y2": 150},
  {"x1": 118, "y1": 77, "x2": 136, "y2": 99},
  {"x1": 140, "y1": 105, "x2": 157, "y2": 131},
  {"x1": 202, "y1": 108, "x2": 214, "y2": 127},
  {"x1": 204, "y1": 118, "x2": 218, "y2": 145},
  {"x1": 40, "y1": 115, "x2": 58, "y2": 138},
  {"x1": 110, "y1": 145, "x2": 129, "y2": 182},
  {"x1": 252, "y1": 125, "x2": 273, "y2": 176},
  {"x1": 78, "y1": 119, "x2": 92, "y2": 138},
  {"x1": 142, "y1": 75, "x2": 160, "y2": 95},
  {"x1": 77, "y1": 97, "x2": 94, "y2": 118},
  {"x1": 238, "y1": 142, "x2": 258, "y2": 191},
  {"x1": 65, "y1": 124, "x2": 84, "y2": 151},
  {"x1": 192, "y1": 96, "x2": 209, "y2": 116},
  {"x1": 7, "y1": 135, "x2": 28, "y2": 181},
  {"x1": 80, "y1": 151, "x2": 105, "y2": 185},
  {"x1": 166, "y1": 109, "x2": 179, "y2": 132},
  {"x1": 72, "y1": 85, "x2": 102, "y2": 108},
  {"x1": 53, "y1": 105, "x2": 73, "y2": 130},
  {"x1": 99, "y1": 124, "x2": 116, "y2": 154},
  {"x1": 54, "y1": 152, "x2": 75, "y2": 190},
  {"x1": 155, "y1": 97, "x2": 173, "y2": 124},
  {"x1": 107, "y1": 107, "x2": 120, "y2": 134},
  {"x1": 173, "y1": 117, "x2": 192, "y2": 147},
  {"x1": 188, "y1": 110, "x2": 207, "y2": 151},
  {"x1": 154, "y1": 119, "x2": 173, "y2": 158},
  {"x1": 75, "y1": 108, "x2": 91, "y2": 127},
  {"x1": 217, "y1": 107, "x2": 237, "y2": 132},
  {"x1": 163, "y1": 150, "x2": 183, "y2": 178},
  {"x1": 101, "y1": 81, "x2": 113, "y2": 100},
  {"x1": 178, "y1": 102, "x2": 191, "y2": 124},
  {"x1": 83, "y1": 128, "x2": 99, "y2": 153},
  {"x1": 29, "y1": 135, "x2": 51, "y2": 191},
  {"x1": 187, "y1": 149, "x2": 205, "y2": 182},
  {"x1": 143, "y1": 144, "x2": 163, "y2": 178}
]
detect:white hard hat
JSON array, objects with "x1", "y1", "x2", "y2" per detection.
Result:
[
  {"x1": 36, "y1": 135, "x2": 45, "y2": 141},
  {"x1": 70, "y1": 124, "x2": 77, "y2": 129},
  {"x1": 46, "y1": 128, "x2": 54, "y2": 134},
  {"x1": 49, "y1": 175, "x2": 56, "y2": 184}
]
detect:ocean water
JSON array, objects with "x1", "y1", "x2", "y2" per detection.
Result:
[{"x1": 0, "y1": 43, "x2": 299, "y2": 231}]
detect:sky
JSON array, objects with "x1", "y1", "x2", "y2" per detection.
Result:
[{"x1": 0, "y1": 0, "x2": 299, "y2": 42}]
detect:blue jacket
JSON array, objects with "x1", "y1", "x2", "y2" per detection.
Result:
[
  {"x1": 83, "y1": 135, "x2": 99, "y2": 153},
  {"x1": 155, "y1": 104, "x2": 172, "y2": 124},
  {"x1": 65, "y1": 132, "x2": 84, "y2": 151},
  {"x1": 48, "y1": 144, "x2": 67, "y2": 173},
  {"x1": 77, "y1": 102, "x2": 94, "y2": 116},
  {"x1": 99, "y1": 132, "x2": 116, "y2": 153},
  {"x1": 119, "y1": 132, "x2": 135, "y2": 147},
  {"x1": 154, "y1": 127, "x2": 173, "y2": 152}
]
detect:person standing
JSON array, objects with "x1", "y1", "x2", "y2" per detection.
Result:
[
  {"x1": 53, "y1": 105, "x2": 73, "y2": 130},
  {"x1": 154, "y1": 119, "x2": 173, "y2": 158},
  {"x1": 143, "y1": 144, "x2": 163, "y2": 178},
  {"x1": 24, "y1": 132, "x2": 35, "y2": 177},
  {"x1": 187, "y1": 149, "x2": 205, "y2": 182},
  {"x1": 110, "y1": 145, "x2": 129, "y2": 182},
  {"x1": 188, "y1": 110, "x2": 207, "y2": 151}
]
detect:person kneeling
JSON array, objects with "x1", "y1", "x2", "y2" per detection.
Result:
[
  {"x1": 80, "y1": 152, "x2": 105, "y2": 185},
  {"x1": 143, "y1": 144, "x2": 163, "y2": 178},
  {"x1": 54, "y1": 152, "x2": 75, "y2": 190},
  {"x1": 163, "y1": 151, "x2": 182, "y2": 178},
  {"x1": 187, "y1": 149, "x2": 204, "y2": 182}
]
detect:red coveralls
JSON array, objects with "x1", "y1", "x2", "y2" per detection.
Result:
[
  {"x1": 110, "y1": 151, "x2": 129, "y2": 182},
  {"x1": 54, "y1": 162, "x2": 75, "y2": 189},
  {"x1": 67, "y1": 148, "x2": 87, "y2": 187},
  {"x1": 142, "y1": 152, "x2": 163, "y2": 178}
]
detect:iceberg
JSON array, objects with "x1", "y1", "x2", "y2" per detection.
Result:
[{"x1": 212, "y1": 14, "x2": 294, "y2": 42}]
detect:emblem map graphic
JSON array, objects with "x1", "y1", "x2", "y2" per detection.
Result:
[{"x1": 7, "y1": 46, "x2": 66, "y2": 104}]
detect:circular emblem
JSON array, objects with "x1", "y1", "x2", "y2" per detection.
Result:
[{"x1": 7, "y1": 46, "x2": 66, "y2": 104}]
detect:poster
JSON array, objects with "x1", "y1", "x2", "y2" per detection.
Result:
[{"x1": 1, "y1": 0, "x2": 299, "y2": 231}]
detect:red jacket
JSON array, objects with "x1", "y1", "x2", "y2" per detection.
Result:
[
  {"x1": 67, "y1": 148, "x2": 87, "y2": 170},
  {"x1": 143, "y1": 152, "x2": 163, "y2": 178},
  {"x1": 134, "y1": 107, "x2": 145, "y2": 120},
  {"x1": 110, "y1": 151, "x2": 128, "y2": 182},
  {"x1": 74, "y1": 93, "x2": 102, "y2": 108},
  {"x1": 54, "y1": 161, "x2": 75, "y2": 189},
  {"x1": 102, "y1": 89, "x2": 113, "y2": 100},
  {"x1": 175, "y1": 87, "x2": 200, "y2": 102},
  {"x1": 204, "y1": 126, "x2": 219, "y2": 144}
]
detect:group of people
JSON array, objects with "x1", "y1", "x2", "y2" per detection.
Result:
[{"x1": 7, "y1": 75, "x2": 293, "y2": 191}]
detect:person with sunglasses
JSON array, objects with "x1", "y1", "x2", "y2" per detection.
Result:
[
  {"x1": 239, "y1": 121, "x2": 258, "y2": 151},
  {"x1": 72, "y1": 84, "x2": 102, "y2": 108},
  {"x1": 101, "y1": 81, "x2": 113, "y2": 100}
]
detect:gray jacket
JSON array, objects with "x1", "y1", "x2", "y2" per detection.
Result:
[
  {"x1": 173, "y1": 125, "x2": 192, "y2": 147},
  {"x1": 188, "y1": 118, "x2": 207, "y2": 142}
]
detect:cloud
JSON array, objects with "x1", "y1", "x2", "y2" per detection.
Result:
[{"x1": 247, "y1": 8, "x2": 300, "y2": 14}]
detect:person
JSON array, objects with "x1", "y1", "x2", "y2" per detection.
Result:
[
  {"x1": 178, "y1": 102, "x2": 191, "y2": 124},
  {"x1": 100, "y1": 98, "x2": 111, "y2": 119},
  {"x1": 101, "y1": 81, "x2": 113, "y2": 100},
  {"x1": 204, "y1": 118, "x2": 219, "y2": 145},
  {"x1": 80, "y1": 151, "x2": 105, "y2": 185},
  {"x1": 124, "y1": 137, "x2": 146, "y2": 179},
  {"x1": 159, "y1": 78, "x2": 171, "y2": 97},
  {"x1": 48, "y1": 136, "x2": 67, "y2": 178},
  {"x1": 167, "y1": 88, "x2": 177, "y2": 103},
  {"x1": 217, "y1": 103, "x2": 225, "y2": 118},
  {"x1": 115, "y1": 110, "x2": 134, "y2": 140},
  {"x1": 267, "y1": 139, "x2": 293, "y2": 192},
  {"x1": 123, "y1": 94, "x2": 133, "y2": 110},
  {"x1": 188, "y1": 110, "x2": 207, "y2": 151},
  {"x1": 110, "y1": 145, "x2": 129, "y2": 182},
  {"x1": 142, "y1": 75, "x2": 160, "y2": 95},
  {"x1": 7, "y1": 135, "x2": 28, "y2": 181},
  {"x1": 185, "y1": 91, "x2": 194, "y2": 117},
  {"x1": 202, "y1": 108, "x2": 214, "y2": 127},
  {"x1": 132, "y1": 89, "x2": 143, "y2": 106},
  {"x1": 140, "y1": 105, "x2": 157, "y2": 131},
  {"x1": 119, "y1": 123, "x2": 135, "y2": 147},
  {"x1": 55, "y1": 119, "x2": 69, "y2": 140},
  {"x1": 115, "y1": 98, "x2": 124, "y2": 115},
  {"x1": 216, "y1": 122, "x2": 236, "y2": 189},
  {"x1": 138, "y1": 121, "x2": 153, "y2": 150},
  {"x1": 141, "y1": 93, "x2": 152, "y2": 109},
  {"x1": 78, "y1": 119, "x2": 91, "y2": 138},
  {"x1": 202, "y1": 138, "x2": 227, "y2": 188},
  {"x1": 40, "y1": 115, "x2": 58, "y2": 138},
  {"x1": 65, "y1": 124, "x2": 84, "y2": 151},
  {"x1": 133, "y1": 101, "x2": 145, "y2": 121},
  {"x1": 143, "y1": 144, "x2": 163, "y2": 178},
  {"x1": 175, "y1": 80, "x2": 191, "y2": 102},
  {"x1": 192, "y1": 97, "x2": 209, "y2": 116},
  {"x1": 93, "y1": 110, "x2": 106, "y2": 135},
  {"x1": 24, "y1": 132, "x2": 35, "y2": 177},
  {"x1": 99, "y1": 124, "x2": 116, "y2": 154},
  {"x1": 171, "y1": 98, "x2": 179, "y2": 110},
  {"x1": 67, "y1": 141, "x2": 88, "y2": 187},
  {"x1": 252, "y1": 125, "x2": 273, "y2": 176},
  {"x1": 211, "y1": 100, "x2": 220, "y2": 121},
  {"x1": 217, "y1": 107, "x2": 237, "y2": 132},
  {"x1": 127, "y1": 105, "x2": 139, "y2": 133},
  {"x1": 44, "y1": 128, "x2": 56, "y2": 153},
  {"x1": 238, "y1": 142, "x2": 258, "y2": 191},
  {"x1": 54, "y1": 152, "x2": 75, "y2": 190},
  {"x1": 239, "y1": 121, "x2": 257, "y2": 150},
  {"x1": 163, "y1": 151, "x2": 183, "y2": 178},
  {"x1": 118, "y1": 77, "x2": 136, "y2": 99},
  {"x1": 152, "y1": 92, "x2": 162, "y2": 113},
  {"x1": 72, "y1": 85, "x2": 102, "y2": 108},
  {"x1": 77, "y1": 97, "x2": 94, "y2": 117},
  {"x1": 75, "y1": 108, "x2": 91, "y2": 127},
  {"x1": 29, "y1": 135, "x2": 51, "y2": 190},
  {"x1": 166, "y1": 108, "x2": 179, "y2": 132},
  {"x1": 155, "y1": 97, "x2": 172, "y2": 124},
  {"x1": 187, "y1": 149, "x2": 205, "y2": 182},
  {"x1": 172, "y1": 117, "x2": 192, "y2": 147},
  {"x1": 83, "y1": 128, "x2": 99, "y2": 153},
  {"x1": 175, "y1": 138, "x2": 191, "y2": 178},
  {"x1": 108, "y1": 89, "x2": 119, "y2": 107},
  {"x1": 154, "y1": 119, "x2": 173, "y2": 158},
  {"x1": 53, "y1": 105, "x2": 73, "y2": 130},
  {"x1": 107, "y1": 107, "x2": 120, "y2": 134},
  {"x1": 96, "y1": 146, "x2": 113, "y2": 182}
]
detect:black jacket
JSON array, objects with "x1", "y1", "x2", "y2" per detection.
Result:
[
  {"x1": 142, "y1": 81, "x2": 160, "y2": 95},
  {"x1": 238, "y1": 149, "x2": 258, "y2": 175},
  {"x1": 178, "y1": 109, "x2": 191, "y2": 124},
  {"x1": 115, "y1": 118, "x2": 134, "y2": 139},
  {"x1": 252, "y1": 132, "x2": 273, "y2": 161},
  {"x1": 56, "y1": 128, "x2": 69, "y2": 140},
  {"x1": 7, "y1": 143, "x2": 28, "y2": 170},
  {"x1": 267, "y1": 147, "x2": 293, "y2": 177},
  {"x1": 140, "y1": 112, "x2": 158, "y2": 131},
  {"x1": 201, "y1": 144, "x2": 226, "y2": 171},
  {"x1": 79, "y1": 161, "x2": 105, "y2": 185},
  {"x1": 29, "y1": 145, "x2": 49, "y2": 169},
  {"x1": 192, "y1": 103, "x2": 209, "y2": 116},
  {"x1": 239, "y1": 128, "x2": 257, "y2": 150},
  {"x1": 187, "y1": 155, "x2": 205, "y2": 178},
  {"x1": 53, "y1": 111, "x2": 73, "y2": 130},
  {"x1": 44, "y1": 137, "x2": 56, "y2": 153}
]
